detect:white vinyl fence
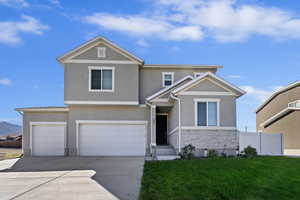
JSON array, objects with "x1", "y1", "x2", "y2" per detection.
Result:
[{"x1": 239, "y1": 132, "x2": 284, "y2": 156}]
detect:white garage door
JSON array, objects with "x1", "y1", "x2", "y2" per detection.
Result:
[
  {"x1": 31, "y1": 123, "x2": 66, "y2": 156},
  {"x1": 78, "y1": 122, "x2": 146, "y2": 156}
]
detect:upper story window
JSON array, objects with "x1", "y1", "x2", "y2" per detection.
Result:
[
  {"x1": 194, "y1": 99, "x2": 220, "y2": 126},
  {"x1": 194, "y1": 72, "x2": 204, "y2": 78},
  {"x1": 89, "y1": 66, "x2": 114, "y2": 92},
  {"x1": 97, "y1": 47, "x2": 106, "y2": 58},
  {"x1": 162, "y1": 72, "x2": 174, "y2": 87}
]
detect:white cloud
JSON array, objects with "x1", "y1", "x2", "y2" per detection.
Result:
[
  {"x1": 0, "y1": 15, "x2": 49, "y2": 45},
  {"x1": 168, "y1": 26, "x2": 203, "y2": 40},
  {"x1": 136, "y1": 39, "x2": 149, "y2": 47},
  {"x1": 240, "y1": 85, "x2": 282, "y2": 102},
  {"x1": 83, "y1": 13, "x2": 204, "y2": 41},
  {"x1": 0, "y1": 78, "x2": 11, "y2": 85},
  {"x1": 84, "y1": 0, "x2": 300, "y2": 43},
  {"x1": 155, "y1": 0, "x2": 300, "y2": 42},
  {"x1": 0, "y1": 0, "x2": 28, "y2": 7}
]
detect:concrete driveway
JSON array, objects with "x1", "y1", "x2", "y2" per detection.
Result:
[{"x1": 0, "y1": 157, "x2": 145, "y2": 200}]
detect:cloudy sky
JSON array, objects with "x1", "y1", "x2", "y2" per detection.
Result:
[{"x1": 0, "y1": 0, "x2": 300, "y2": 131}]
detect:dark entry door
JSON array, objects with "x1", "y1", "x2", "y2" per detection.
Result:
[{"x1": 156, "y1": 115, "x2": 168, "y2": 145}]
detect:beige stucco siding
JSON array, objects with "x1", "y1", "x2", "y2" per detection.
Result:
[
  {"x1": 64, "y1": 63, "x2": 139, "y2": 102},
  {"x1": 259, "y1": 110, "x2": 300, "y2": 149},
  {"x1": 256, "y1": 85, "x2": 300, "y2": 150},
  {"x1": 256, "y1": 86, "x2": 300, "y2": 127},
  {"x1": 73, "y1": 43, "x2": 131, "y2": 61},
  {"x1": 139, "y1": 68, "x2": 216, "y2": 103},
  {"x1": 180, "y1": 95, "x2": 236, "y2": 127},
  {"x1": 67, "y1": 105, "x2": 150, "y2": 155},
  {"x1": 22, "y1": 112, "x2": 68, "y2": 156}
]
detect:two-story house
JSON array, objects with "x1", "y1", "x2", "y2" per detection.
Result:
[
  {"x1": 16, "y1": 36, "x2": 245, "y2": 158},
  {"x1": 256, "y1": 80, "x2": 300, "y2": 155}
]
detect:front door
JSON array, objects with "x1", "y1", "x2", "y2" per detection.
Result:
[{"x1": 156, "y1": 114, "x2": 168, "y2": 145}]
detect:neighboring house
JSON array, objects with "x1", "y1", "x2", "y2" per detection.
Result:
[
  {"x1": 16, "y1": 36, "x2": 245, "y2": 157},
  {"x1": 256, "y1": 81, "x2": 300, "y2": 156}
]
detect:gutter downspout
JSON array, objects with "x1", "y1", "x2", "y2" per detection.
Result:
[{"x1": 170, "y1": 94, "x2": 181, "y2": 153}]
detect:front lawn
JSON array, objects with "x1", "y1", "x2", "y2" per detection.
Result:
[{"x1": 139, "y1": 157, "x2": 300, "y2": 200}]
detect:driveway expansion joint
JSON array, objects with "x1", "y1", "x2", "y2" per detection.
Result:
[{"x1": 9, "y1": 170, "x2": 73, "y2": 200}]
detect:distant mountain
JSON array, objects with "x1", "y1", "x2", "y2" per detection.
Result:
[{"x1": 0, "y1": 122, "x2": 22, "y2": 136}]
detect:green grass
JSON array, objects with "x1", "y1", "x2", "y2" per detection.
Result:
[{"x1": 139, "y1": 157, "x2": 300, "y2": 200}]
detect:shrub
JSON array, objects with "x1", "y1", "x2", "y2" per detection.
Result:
[
  {"x1": 208, "y1": 149, "x2": 218, "y2": 158},
  {"x1": 241, "y1": 146, "x2": 257, "y2": 158},
  {"x1": 221, "y1": 145, "x2": 227, "y2": 157},
  {"x1": 180, "y1": 144, "x2": 196, "y2": 160}
]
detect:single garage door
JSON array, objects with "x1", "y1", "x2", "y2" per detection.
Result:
[
  {"x1": 78, "y1": 121, "x2": 146, "y2": 156},
  {"x1": 31, "y1": 122, "x2": 66, "y2": 156}
]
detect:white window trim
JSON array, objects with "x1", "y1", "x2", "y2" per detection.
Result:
[
  {"x1": 194, "y1": 98, "x2": 220, "y2": 127},
  {"x1": 97, "y1": 47, "x2": 106, "y2": 58},
  {"x1": 162, "y1": 72, "x2": 174, "y2": 87},
  {"x1": 88, "y1": 66, "x2": 115, "y2": 92}
]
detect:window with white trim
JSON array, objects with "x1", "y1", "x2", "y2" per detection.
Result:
[
  {"x1": 89, "y1": 66, "x2": 114, "y2": 92},
  {"x1": 97, "y1": 47, "x2": 106, "y2": 58},
  {"x1": 162, "y1": 72, "x2": 174, "y2": 87},
  {"x1": 195, "y1": 99, "x2": 219, "y2": 126}
]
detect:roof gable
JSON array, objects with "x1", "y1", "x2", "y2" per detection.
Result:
[
  {"x1": 186, "y1": 78, "x2": 229, "y2": 92},
  {"x1": 58, "y1": 36, "x2": 144, "y2": 64},
  {"x1": 146, "y1": 75, "x2": 193, "y2": 102},
  {"x1": 73, "y1": 43, "x2": 131, "y2": 61},
  {"x1": 256, "y1": 80, "x2": 300, "y2": 113},
  {"x1": 172, "y1": 72, "x2": 246, "y2": 97}
]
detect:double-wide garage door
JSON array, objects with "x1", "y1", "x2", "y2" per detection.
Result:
[{"x1": 78, "y1": 121, "x2": 146, "y2": 156}]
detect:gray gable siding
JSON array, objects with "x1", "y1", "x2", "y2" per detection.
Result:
[
  {"x1": 156, "y1": 79, "x2": 192, "y2": 100},
  {"x1": 64, "y1": 63, "x2": 139, "y2": 102},
  {"x1": 73, "y1": 44, "x2": 131, "y2": 61},
  {"x1": 186, "y1": 79, "x2": 228, "y2": 92},
  {"x1": 140, "y1": 68, "x2": 216, "y2": 103}
]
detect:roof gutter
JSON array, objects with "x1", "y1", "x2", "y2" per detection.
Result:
[{"x1": 16, "y1": 110, "x2": 23, "y2": 116}]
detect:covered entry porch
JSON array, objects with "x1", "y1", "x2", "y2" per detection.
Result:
[{"x1": 148, "y1": 101, "x2": 179, "y2": 159}]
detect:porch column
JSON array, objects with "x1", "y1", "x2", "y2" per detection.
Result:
[{"x1": 151, "y1": 105, "x2": 156, "y2": 146}]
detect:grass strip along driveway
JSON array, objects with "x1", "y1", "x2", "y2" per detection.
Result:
[{"x1": 139, "y1": 157, "x2": 300, "y2": 200}]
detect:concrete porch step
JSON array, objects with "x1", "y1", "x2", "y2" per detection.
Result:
[
  {"x1": 156, "y1": 146, "x2": 176, "y2": 155},
  {"x1": 156, "y1": 155, "x2": 180, "y2": 160},
  {"x1": 156, "y1": 145, "x2": 173, "y2": 149}
]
